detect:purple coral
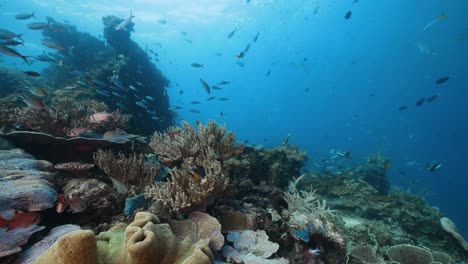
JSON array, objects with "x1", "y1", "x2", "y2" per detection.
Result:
[
  {"x1": 0, "y1": 149, "x2": 57, "y2": 220},
  {"x1": 0, "y1": 225, "x2": 44, "y2": 258}
]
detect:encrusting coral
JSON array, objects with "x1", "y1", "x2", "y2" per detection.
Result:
[
  {"x1": 93, "y1": 149, "x2": 160, "y2": 195},
  {"x1": 34, "y1": 211, "x2": 216, "y2": 264}
]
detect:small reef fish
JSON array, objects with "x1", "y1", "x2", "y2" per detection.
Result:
[
  {"x1": 89, "y1": 111, "x2": 116, "y2": 123},
  {"x1": 236, "y1": 51, "x2": 245, "y2": 60},
  {"x1": 56, "y1": 194, "x2": 87, "y2": 213},
  {"x1": 237, "y1": 62, "x2": 245, "y2": 67},
  {"x1": 218, "y1": 81, "x2": 229, "y2": 85},
  {"x1": 129, "y1": 85, "x2": 137, "y2": 91},
  {"x1": 206, "y1": 96, "x2": 216, "y2": 101},
  {"x1": 41, "y1": 39, "x2": 67, "y2": 50},
  {"x1": 20, "y1": 95, "x2": 45, "y2": 109},
  {"x1": 28, "y1": 87, "x2": 47, "y2": 97},
  {"x1": 23, "y1": 71, "x2": 41, "y2": 77},
  {"x1": 344, "y1": 11, "x2": 352, "y2": 20},
  {"x1": 26, "y1": 21, "x2": 49, "y2": 30},
  {"x1": 266, "y1": 69, "x2": 271, "y2": 76},
  {"x1": 191, "y1": 101, "x2": 201, "y2": 104},
  {"x1": 189, "y1": 109, "x2": 200, "y2": 113},
  {"x1": 426, "y1": 162, "x2": 442, "y2": 172},
  {"x1": 200, "y1": 78, "x2": 211, "y2": 94},
  {"x1": 167, "y1": 129, "x2": 181, "y2": 138},
  {"x1": 115, "y1": 11, "x2": 135, "y2": 31},
  {"x1": 0, "y1": 39, "x2": 24, "y2": 46},
  {"x1": 96, "y1": 89, "x2": 110, "y2": 97},
  {"x1": 423, "y1": 12, "x2": 447, "y2": 31},
  {"x1": 337, "y1": 151, "x2": 351, "y2": 158},
  {"x1": 189, "y1": 166, "x2": 206, "y2": 183},
  {"x1": 435, "y1": 77, "x2": 449, "y2": 85},
  {"x1": 191, "y1": 63, "x2": 203, "y2": 68},
  {"x1": 398, "y1": 105, "x2": 408, "y2": 111},
  {"x1": 253, "y1": 32, "x2": 260, "y2": 42},
  {"x1": 0, "y1": 44, "x2": 29, "y2": 63},
  {"x1": 136, "y1": 101, "x2": 148, "y2": 109},
  {"x1": 227, "y1": 28, "x2": 238, "y2": 39},
  {"x1": 0, "y1": 29, "x2": 23, "y2": 41},
  {"x1": 211, "y1": 86, "x2": 222, "y2": 90},
  {"x1": 15, "y1": 11, "x2": 36, "y2": 20},
  {"x1": 415, "y1": 97, "x2": 425, "y2": 107},
  {"x1": 146, "y1": 96, "x2": 156, "y2": 101},
  {"x1": 0, "y1": 211, "x2": 41, "y2": 230},
  {"x1": 427, "y1": 94, "x2": 438, "y2": 103},
  {"x1": 243, "y1": 43, "x2": 251, "y2": 53},
  {"x1": 67, "y1": 127, "x2": 91, "y2": 137}
]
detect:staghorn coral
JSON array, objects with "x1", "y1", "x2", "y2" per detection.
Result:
[
  {"x1": 93, "y1": 149, "x2": 160, "y2": 195},
  {"x1": 10, "y1": 98, "x2": 130, "y2": 137},
  {"x1": 149, "y1": 120, "x2": 243, "y2": 167},
  {"x1": 35, "y1": 212, "x2": 215, "y2": 264},
  {"x1": 145, "y1": 150, "x2": 228, "y2": 216}
]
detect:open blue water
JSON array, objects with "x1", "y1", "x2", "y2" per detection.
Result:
[{"x1": 1, "y1": 0, "x2": 467, "y2": 237}]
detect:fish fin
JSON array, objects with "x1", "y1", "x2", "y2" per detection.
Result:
[
  {"x1": 32, "y1": 11, "x2": 36, "y2": 19},
  {"x1": 130, "y1": 10, "x2": 135, "y2": 18},
  {"x1": 440, "y1": 11, "x2": 447, "y2": 19},
  {"x1": 16, "y1": 33, "x2": 24, "y2": 42}
]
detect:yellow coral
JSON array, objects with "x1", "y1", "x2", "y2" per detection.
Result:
[{"x1": 35, "y1": 212, "x2": 215, "y2": 264}]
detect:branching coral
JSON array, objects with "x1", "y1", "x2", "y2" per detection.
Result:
[
  {"x1": 93, "y1": 149, "x2": 160, "y2": 196},
  {"x1": 223, "y1": 230, "x2": 288, "y2": 264},
  {"x1": 149, "y1": 121, "x2": 243, "y2": 167},
  {"x1": 145, "y1": 149, "x2": 228, "y2": 216},
  {"x1": 10, "y1": 98, "x2": 130, "y2": 137},
  {"x1": 283, "y1": 175, "x2": 331, "y2": 228}
]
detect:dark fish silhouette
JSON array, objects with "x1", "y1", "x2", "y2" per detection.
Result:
[
  {"x1": 191, "y1": 63, "x2": 203, "y2": 68},
  {"x1": 227, "y1": 28, "x2": 237, "y2": 39},
  {"x1": 0, "y1": 44, "x2": 29, "y2": 63},
  {"x1": 345, "y1": 11, "x2": 352, "y2": 19},
  {"x1": 398, "y1": 106, "x2": 408, "y2": 111},
  {"x1": 200, "y1": 78, "x2": 211, "y2": 94},
  {"x1": 415, "y1": 97, "x2": 425, "y2": 107},
  {"x1": 435, "y1": 77, "x2": 449, "y2": 85},
  {"x1": 427, "y1": 94, "x2": 438, "y2": 103},
  {"x1": 265, "y1": 69, "x2": 271, "y2": 76},
  {"x1": 23, "y1": 71, "x2": 40, "y2": 77},
  {"x1": 253, "y1": 32, "x2": 260, "y2": 42},
  {"x1": 15, "y1": 11, "x2": 36, "y2": 20}
]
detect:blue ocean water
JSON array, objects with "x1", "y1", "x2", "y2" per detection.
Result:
[{"x1": 1, "y1": 0, "x2": 467, "y2": 238}]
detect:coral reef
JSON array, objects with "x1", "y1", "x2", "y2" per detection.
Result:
[
  {"x1": 225, "y1": 142, "x2": 308, "y2": 189},
  {"x1": 0, "y1": 148, "x2": 57, "y2": 220},
  {"x1": 150, "y1": 121, "x2": 243, "y2": 167},
  {"x1": 386, "y1": 244, "x2": 433, "y2": 264},
  {"x1": 35, "y1": 212, "x2": 216, "y2": 264},
  {"x1": 440, "y1": 217, "x2": 468, "y2": 253},
  {"x1": 11, "y1": 97, "x2": 130, "y2": 137},
  {"x1": 16, "y1": 224, "x2": 81, "y2": 263},
  {"x1": 61, "y1": 178, "x2": 118, "y2": 219},
  {"x1": 169, "y1": 211, "x2": 224, "y2": 251},
  {"x1": 145, "y1": 151, "x2": 228, "y2": 216},
  {"x1": 347, "y1": 245, "x2": 385, "y2": 264},
  {"x1": 1, "y1": 130, "x2": 146, "y2": 163},
  {"x1": 93, "y1": 149, "x2": 160, "y2": 195},
  {"x1": 0, "y1": 225, "x2": 45, "y2": 258},
  {"x1": 222, "y1": 230, "x2": 288, "y2": 264}
]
